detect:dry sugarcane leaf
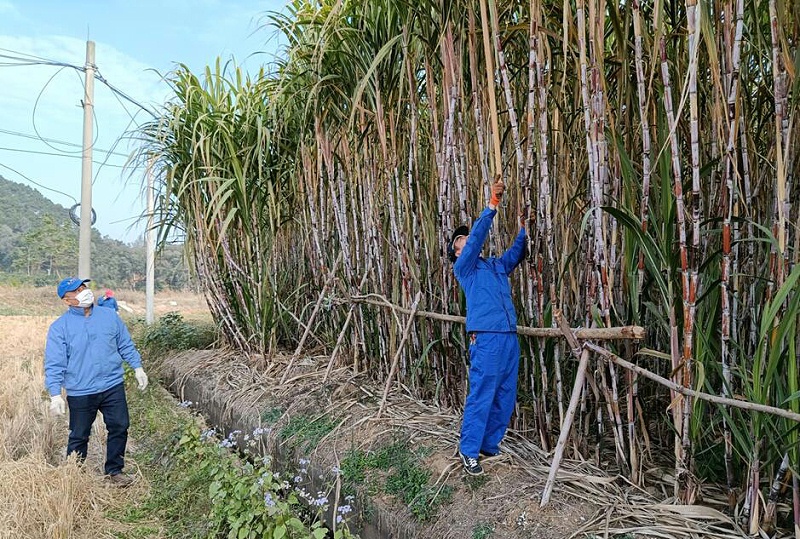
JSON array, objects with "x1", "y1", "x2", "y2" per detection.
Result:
[
  {"x1": 649, "y1": 503, "x2": 736, "y2": 523},
  {"x1": 666, "y1": 394, "x2": 683, "y2": 413}
]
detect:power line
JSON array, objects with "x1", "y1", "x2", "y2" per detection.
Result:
[
  {"x1": 0, "y1": 146, "x2": 131, "y2": 167},
  {"x1": 94, "y1": 70, "x2": 158, "y2": 119},
  {"x1": 0, "y1": 128, "x2": 130, "y2": 157},
  {"x1": 30, "y1": 66, "x2": 99, "y2": 154},
  {"x1": 0, "y1": 46, "x2": 158, "y2": 120},
  {"x1": 0, "y1": 162, "x2": 77, "y2": 203}
]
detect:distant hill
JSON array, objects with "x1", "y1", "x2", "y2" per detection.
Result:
[{"x1": 0, "y1": 174, "x2": 193, "y2": 291}]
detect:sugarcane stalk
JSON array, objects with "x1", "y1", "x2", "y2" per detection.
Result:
[
  {"x1": 769, "y1": 0, "x2": 787, "y2": 287},
  {"x1": 721, "y1": 0, "x2": 745, "y2": 506},
  {"x1": 489, "y1": 0, "x2": 525, "y2": 205},
  {"x1": 764, "y1": 453, "x2": 791, "y2": 531},
  {"x1": 467, "y1": 4, "x2": 491, "y2": 188},
  {"x1": 350, "y1": 296, "x2": 644, "y2": 339},
  {"x1": 660, "y1": 33, "x2": 694, "y2": 500},
  {"x1": 586, "y1": 343, "x2": 800, "y2": 422}
]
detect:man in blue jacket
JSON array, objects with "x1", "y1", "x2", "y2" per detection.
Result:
[
  {"x1": 97, "y1": 288, "x2": 119, "y2": 312},
  {"x1": 448, "y1": 180, "x2": 527, "y2": 475},
  {"x1": 45, "y1": 277, "x2": 149, "y2": 487}
]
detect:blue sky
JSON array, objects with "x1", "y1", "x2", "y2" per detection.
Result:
[{"x1": 0, "y1": 0, "x2": 287, "y2": 242}]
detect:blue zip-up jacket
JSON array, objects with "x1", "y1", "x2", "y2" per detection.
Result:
[
  {"x1": 97, "y1": 296, "x2": 119, "y2": 312},
  {"x1": 453, "y1": 207, "x2": 527, "y2": 333},
  {"x1": 44, "y1": 305, "x2": 142, "y2": 396}
]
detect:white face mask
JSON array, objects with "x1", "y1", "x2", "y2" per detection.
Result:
[{"x1": 74, "y1": 288, "x2": 94, "y2": 308}]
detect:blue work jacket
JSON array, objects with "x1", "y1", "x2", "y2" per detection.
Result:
[
  {"x1": 44, "y1": 305, "x2": 142, "y2": 396},
  {"x1": 98, "y1": 296, "x2": 119, "y2": 312},
  {"x1": 453, "y1": 207, "x2": 527, "y2": 333}
]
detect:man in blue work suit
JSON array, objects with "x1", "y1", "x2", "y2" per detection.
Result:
[
  {"x1": 45, "y1": 277, "x2": 149, "y2": 487},
  {"x1": 448, "y1": 179, "x2": 527, "y2": 475},
  {"x1": 97, "y1": 289, "x2": 119, "y2": 312}
]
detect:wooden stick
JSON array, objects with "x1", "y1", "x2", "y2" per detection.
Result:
[
  {"x1": 479, "y1": 0, "x2": 503, "y2": 181},
  {"x1": 350, "y1": 295, "x2": 644, "y2": 340},
  {"x1": 585, "y1": 342, "x2": 800, "y2": 423},
  {"x1": 280, "y1": 252, "x2": 343, "y2": 384},
  {"x1": 376, "y1": 291, "x2": 422, "y2": 418},
  {"x1": 541, "y1": 310, "x2": 591, "y2": 507},
  {"x1": 323, "y1": 270, "x2": 371, "y2": 383}
]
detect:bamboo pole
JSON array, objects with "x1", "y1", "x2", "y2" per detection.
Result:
[
  {"x1": 479, "y1": 0, "x2": 502, "y2": 182},
  {"x1": 349, "y1": 295, "x2": 645, "y2": 340},
  {"x1": 541, "y1": 310, "x2": 591, "y2": 506},
  {"x1": 323, "y1": 269, "x2": 371, "y2": 383},
  {"x1": 585, "y1": 343, "x2": 800, "y2": 423},
  {"x1": 281, "y1": 252, "x2": 343, "y2": 384},
  {"x1": 376, "y1": 291, "x2": 422, "y2": 418}
]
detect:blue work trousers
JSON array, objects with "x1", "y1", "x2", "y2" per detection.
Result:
[
  {"x1": 459, "y1": 332, "x2": 520, "y2": 458},
  {"x1": 66, "y1": 382, "x2": 130, "y2": 475}
]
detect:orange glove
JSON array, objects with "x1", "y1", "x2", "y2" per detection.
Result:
[{"x1": 490, "y1": 178, "x2": 505, "y2": 207}]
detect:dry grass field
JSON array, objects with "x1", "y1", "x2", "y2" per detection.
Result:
[
  {"x1": 0, "y1": 285, "x2": 209, "y2": 539},
  {"x1": 0, "y1": 315, "x2": 137, "y2": 538},
  {"x1": 0, "y1": 285, "x2": 210, "y2": 319}
]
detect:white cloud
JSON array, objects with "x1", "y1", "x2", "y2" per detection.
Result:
[
  {"x1": 0, "y1": 34, "x2": 166, "y2": 241},
  {"x1": 0, "y1": 1, "x2": 19, "y2": 16}
]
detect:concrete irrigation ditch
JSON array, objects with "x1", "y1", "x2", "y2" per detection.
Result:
[{"x1": 158, "y1": 350, "x2": 420, "y2": 539}]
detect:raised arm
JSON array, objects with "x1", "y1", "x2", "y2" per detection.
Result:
[
  {"x1": 454, "y1": 180, "x2": 505, "y2": 277},
  {"x1": 499, "y1": 227, "x2": 528, "y2": 273},
  {"x1": 454, "y1": 207, "x2": 496, "y2": 276}
]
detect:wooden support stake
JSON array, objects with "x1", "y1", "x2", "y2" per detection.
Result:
[
  {"x1": 323, "y1": 270, "x2": 371, "y2": 383},
  {"x1": 376, "y1": 291, "x2": 422, "y2": 418},
  {"x1": 585, "y1": 342, "x2": 800, "y2": 423},
  {"x1": 479, "y1": 0, "x2": 503, "y2": 182},
  {"x1": 350, "y1": 295, "x2": 644, "y2": 340},
  {"x1": 541, "y1": 310, "x2": 590, "y2": 507},
  {"x1": 281, "y1": 252, "x2": 342, "y2": 384}
]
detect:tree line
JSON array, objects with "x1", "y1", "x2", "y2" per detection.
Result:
[{"x1": 0, "y1": 175, "x2": 193, "y2": 291}]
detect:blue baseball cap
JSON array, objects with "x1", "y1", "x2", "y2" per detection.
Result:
[{"x1": 57, "y1": 277, "x2": 91, "y2": 298}]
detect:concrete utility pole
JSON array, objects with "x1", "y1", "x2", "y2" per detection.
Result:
[
  {"x1": 145, "y1": 158, "x2": 155, "y2": 324},
  {"x1": 78, "y1": 40, "x2": 95, "y2": 279}
]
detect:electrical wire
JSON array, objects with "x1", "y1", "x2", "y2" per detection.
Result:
[
  {"x1": 94, "y1": 71, "x2": 158, "y2": 119},
  {"x1": 0, "y1": 162, "x2": 77, "y2": 203},
  {"x1": 0, "y1": 146, "x2": 128, "y2": 167},
  {"x1": 0, "y1": 127, "x2": 130, "y2": 157},
  {"x1": 30, "y1": 66, "x2": 100, "y2": 154}
]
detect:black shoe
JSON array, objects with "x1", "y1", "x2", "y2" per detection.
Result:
[
  {"x1": 106, "y1": 473, "x2": 134, "y2": 488},
  {"x1": 459, "y1": 452, "x2": 484, "y2": 476},
  {"x1": 480, "y1": 450, "x2": 499, "y2": 457}
]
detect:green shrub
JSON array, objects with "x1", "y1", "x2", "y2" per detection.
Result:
[
  {"x1": 137, "y1": 312, "x2": 217, "y2": 357},
  {"x1": 472, "y1": 522, "x2": 494, "y2": 539},
  {"x1": 280, "y1": 414, "x2": 338, "y2": 452},
  {"x1": 340, "y1": 440, "x2": 451, "y2": 522}
]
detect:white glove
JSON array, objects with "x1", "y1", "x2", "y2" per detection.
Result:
[
  {"x1": 49, "y1": 395, "x2": 66, "y2": 415},
  {"x1": 134, "y1": 368, "x2": 149, "y2": 391}
]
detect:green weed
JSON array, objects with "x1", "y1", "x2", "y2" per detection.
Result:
[
  {"x1": 135, "y1": 312, "x2": 217, "y2": 358},
  {"x1": 340, "y1": 439, "x2": 451, "y2": 522},
  {"x1": 472, "y1": 522, "x2": 494, "y2": 539},
  {"x1": 280, "y1": 414, "x2": 338, "y2": 452},
  {"x1": 261, "y1": 406, "x2": 285, "y2": 425}
]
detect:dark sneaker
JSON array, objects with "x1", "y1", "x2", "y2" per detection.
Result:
[
  {"x1": 106, "y1": 473, "x2": 134, "y2": 488},
  {"x1": 459, "y1": 452, "x2": 484, "y2": 476},
  {"x1": 480, "y1": 450, "x2": 499, "y2": 457}
]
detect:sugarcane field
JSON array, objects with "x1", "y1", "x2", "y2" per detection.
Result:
[{"x1": 1, "y1": 0, "x2": 800, "y2": 537}]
